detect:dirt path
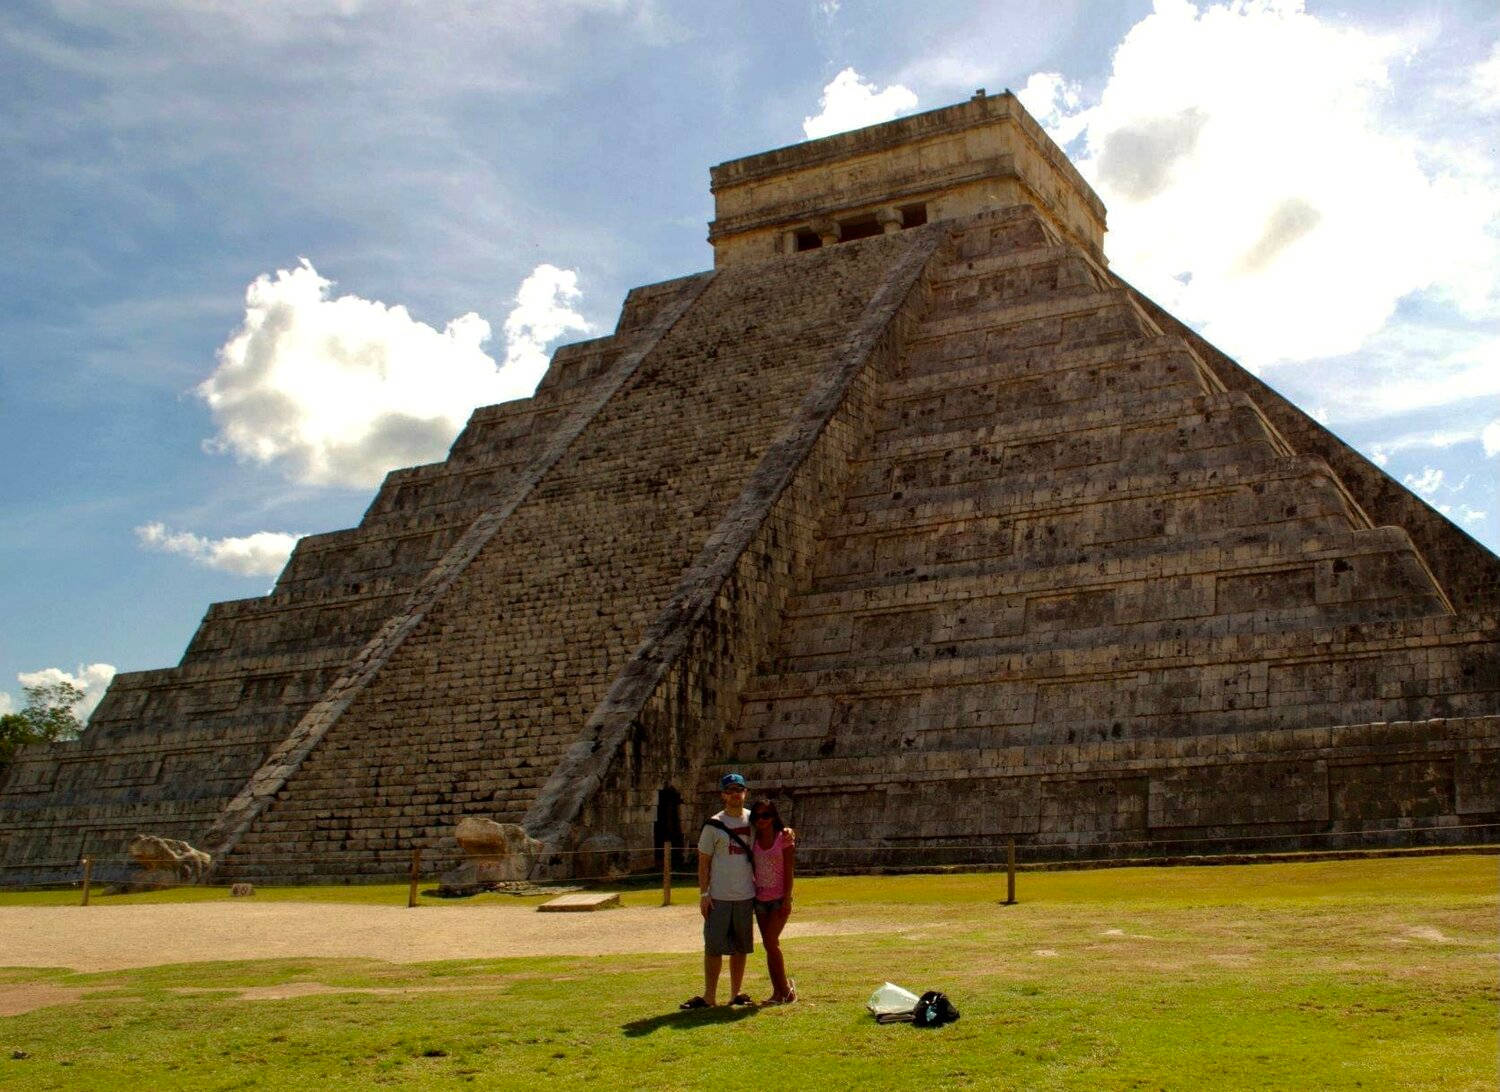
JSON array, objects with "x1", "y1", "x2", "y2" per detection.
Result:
[{"x1": 0, "y1": 902, "x2": 872, "y2": 973}]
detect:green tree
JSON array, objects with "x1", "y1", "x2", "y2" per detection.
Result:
[{"x1": 1, "y1": 680, "x2": 85, "y2": 773}]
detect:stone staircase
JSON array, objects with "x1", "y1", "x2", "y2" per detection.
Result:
[{"x1": 212, "y1": 230, "x2": 934, "y2": 879}]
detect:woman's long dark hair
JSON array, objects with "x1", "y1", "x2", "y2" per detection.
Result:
[{"x1": 749, "y1": 797, "x2": 785, "y2": 837}]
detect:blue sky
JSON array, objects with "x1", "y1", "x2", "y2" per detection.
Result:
[{"x1": 2, "y1": 0, "x2": 1497, "y2": 718}]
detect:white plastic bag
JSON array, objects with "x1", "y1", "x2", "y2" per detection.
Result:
[{"x1": 866, "y1": 981, "x2": 920, "y2": 1016}]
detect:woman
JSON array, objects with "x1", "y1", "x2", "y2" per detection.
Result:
[{"x1": 749, "y1": 798, "x2": 796, "y2": 1004}]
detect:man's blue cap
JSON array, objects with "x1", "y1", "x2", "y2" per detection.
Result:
[{"x1": 720, "y1": 772, "x2": 747, "y2": 790}]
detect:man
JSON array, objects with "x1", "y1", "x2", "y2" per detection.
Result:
[{"x1": 680, "y1": 772, "x2": 756, "y2": 1008}]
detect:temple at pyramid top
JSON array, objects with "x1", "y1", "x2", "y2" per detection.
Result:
[{"x1": 708, "y1": 90, "x2": 1107, "y2": 267}]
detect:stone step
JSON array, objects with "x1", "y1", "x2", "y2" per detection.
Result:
[
  {"x1": 730, "y1": 716, "x2": 1500, "y2": 796},
  {"x1": 792, "y1": 524, "x2": 1435, "y2": 621},
  {"x1": 776, "y1": 527, "x2": 1451, "y2": 672},
  {"x1": 774, "y1": 594, "x2": 1444, "y2": 680},
  {"x1": 846, "y1": 432, "x2": 1278, "y2": 519},
  {"x1": 361, "y1": 462, "x2": 538, "y2": 525},
  {"x1": 885, "y1": 333, "x2": 1216, "y2": 401},
  {"x1": 927, "y1": 242, "x2": 1085, "y2": 285},
  {"x1": 864, "y1": 388, "x2": 1273, "y2": 469},
  {"x1": 538, "y1": 892, "x2": 621, "y2": 911},
  {"x1": 274, "y1": 517, "x2": 477, "y2": 596},
  {"x1": 876, "y1": 344, "x2": 1210, "y2": 441},
  {"x1": 820, "y1": 449, "x2": 1358, "y2": 565},
  {"x1": 900, "y1": 291, "x2": 1157, "y2": 383},
  {"x1": 743, "y1": 610, "x2": 1494, "y2": 705},
  {"x1": 921, "y1": 248, "x2": 1104, "y2": 319},
  {"x1": 734, "y1": 617, "x2": 1499, "y2": 763},
  {"x1": 815, "y1": 467, "x2": 1363, "y2": 594},
  {"x1": 821, "y1": 449, "x2": 1324, "y2": 539},
  {"x1": 845, "y1": 437, "x2": 1318, "y2": 522},
  {"x1": 950, "y1": 205, "x2": 1066, "y2": 262},
  {"x1": 912, "y1": 285, "x2": 1146, "y2": 342}
]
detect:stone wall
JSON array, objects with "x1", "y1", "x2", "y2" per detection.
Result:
[
  {"x1": 1124, "y1": 286, "x2": 1500, "y2": 614},
  {"x1": 710, "y1": 92, "x2": 1107, "y2": 267},
  {"x1": 760, "y1": 715, "x2": 1499, "y2": 866},
  {"x1": 726, "y1": 204, "x2": 1500, "y2": 856}
]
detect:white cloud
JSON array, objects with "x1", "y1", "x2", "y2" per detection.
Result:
[
  {"x1": 0, "y1": 692, "x2": 12, "y2": 716},
  {"x1": 502, "y1": 264, "x2": 591, "y2": 381},
  {"x1": 198, "y1": 260, "x2": 590, "y2": 489},
  {"x1": 1025, "y1": 0, "x2": 1500, "y2": 370},
  {"x1": 1463, "y1": 40, "x2": 1500, "y2": 112},
  {"x1": 1484, "y1": 419, "x2": 1500, "y2": 457},
  {"x1": 1402, "y1": 466, "x2": 1444, "y2": 497},
  {"x1": 15, "y1": 664, "x2": 118, "y2": 722},
  {"x1": 136, "y1": 522, "x2": 301, "y2": 577},
  {"x1": 1348, "y1": 334, "x2": 1499, "y2": 425},
  {"x1": 1017, "y1": 71, "x2": 1090, "y2": 146},
  {"x1": 894, "y1": 2, "x2": 1078, "y2": 95},
  {"x1": 899, "y1": 54, "x2": 992, "y2": 91},
  {"x1": 1337, "y1": 357, "x2": 1500, "y2": 423},
  {"x1": 1273, "y1": 320, "x2": 1500, "y2": 434},
  {"x1": 803, "y1": 68, "x2": 918, "y2": 139},
  {"x1": 1370, "y1": 427, "x2": 1483, "y2": 467},
  {"x1": 1458, "y1": 505, "x2": 1488, "y2": 525}
]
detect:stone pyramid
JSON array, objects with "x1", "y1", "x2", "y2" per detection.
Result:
[{"x1": 2, "y1": 93, "x2": 1496, "y2": 882}]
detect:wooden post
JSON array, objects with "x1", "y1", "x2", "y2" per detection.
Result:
[
  {"x1": 1003, "y1": 838, "x2": 1017, "y2": 905},
  {"x1": 407, "y1": 847, "x2": 421, "y2": 908},
  {"x1": 661, "y1": 843, "x2": 672, "y2": 906},
  {"x1": 80, "y1": 857, "x2": 93, "y2": 906}
]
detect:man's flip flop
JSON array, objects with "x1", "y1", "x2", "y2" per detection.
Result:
[
  {"x1": 679, "y1": 996, "x2": 710, "y2": 1010},
  {"x1": 730, "y1": 993, "x2": 753, "y2": 1006}
]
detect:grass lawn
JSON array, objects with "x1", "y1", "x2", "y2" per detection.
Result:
[{"x1": 0, "y1": 855, "x2": 1495, "y2": 1090}]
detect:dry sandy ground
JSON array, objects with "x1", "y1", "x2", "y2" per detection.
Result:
[
  {"x1": 0, "y1": 902, "x2": 870, "y2": 973},
  {"x1": 0, "y1": 902, "x2": 884, "y2": 1016}
]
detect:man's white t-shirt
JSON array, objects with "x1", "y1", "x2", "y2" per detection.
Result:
[{"x1": 698, "y1": 809, "x2": 756, "y2": 901}]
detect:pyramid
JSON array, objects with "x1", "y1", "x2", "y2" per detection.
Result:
[{"x1": 2, "y1": 93, "x2": 1496, "y2": 882}]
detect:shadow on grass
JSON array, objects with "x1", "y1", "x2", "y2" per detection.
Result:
[{"x1": 622, "y1": 1005, "x2": 759, "y2": 1037}]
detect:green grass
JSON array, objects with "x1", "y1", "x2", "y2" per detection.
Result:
[
  {"x1": 5, "y1": 852, "x2": 1490, "y2": 910},
  {"x1": 1, "y1": 855, "x2": 1495, "y2": 1090}
]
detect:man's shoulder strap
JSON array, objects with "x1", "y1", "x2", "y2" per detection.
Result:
[{"x1": 703, "y1": 817, "x2": 753, "y2": 856}]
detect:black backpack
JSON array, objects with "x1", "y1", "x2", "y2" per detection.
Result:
[{"x1": 876, "y1": 990, "x2": 961, "y2": 1027}]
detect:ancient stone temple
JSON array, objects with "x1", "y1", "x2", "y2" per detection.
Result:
[{"x1": 3, "y1": 93, "x2": 1497, "y2": 882}]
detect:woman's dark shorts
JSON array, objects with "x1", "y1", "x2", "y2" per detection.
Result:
[{"x1": 754, "y1": 897, "x2": 785, "y2": 915}]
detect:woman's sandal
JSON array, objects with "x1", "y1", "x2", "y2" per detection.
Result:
[
  {"x1": 784, "y1": 980, "x2": 797, "y2": 1004},
  {"x1": 678, "y1": 996, "x2": 710, "y2": 1010},
  {"x1": 729, "y1": 993, "x2": 753, "y2": 1006}
]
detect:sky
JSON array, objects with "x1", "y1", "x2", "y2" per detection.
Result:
[{"x1": 2, "y1": 0, "x2": 1497, "y2": 720}]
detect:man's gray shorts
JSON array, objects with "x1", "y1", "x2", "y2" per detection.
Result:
[{"x1": 703, "y1": 898, "x2": 755, "y2": 956}]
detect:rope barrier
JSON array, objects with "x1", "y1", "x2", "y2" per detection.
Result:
[
  {"x1": 0, "y1": 818, "x2": 1492, "y2": 896},
  {"x1": 1, "y1": 819, "x2": 1495, "y2": 871}
]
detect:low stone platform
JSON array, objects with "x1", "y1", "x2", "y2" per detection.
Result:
[{"x1": 537, "y1": 892, "x2": 621, "y2": 912}]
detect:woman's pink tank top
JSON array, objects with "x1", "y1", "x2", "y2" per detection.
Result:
[{"x1": 753, "y1": 830, "x2": 788, "y2": 900}]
